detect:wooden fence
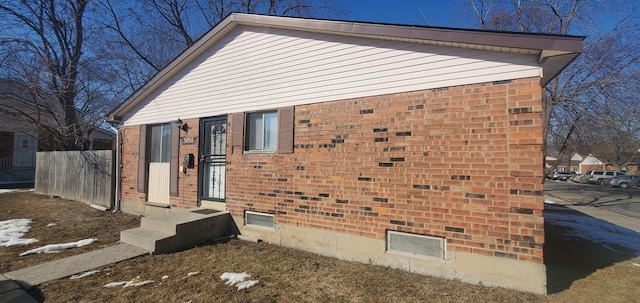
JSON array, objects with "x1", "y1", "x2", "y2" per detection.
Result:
[{"x1": 35, "y1": 150, "x2": 115, "y2": 209}]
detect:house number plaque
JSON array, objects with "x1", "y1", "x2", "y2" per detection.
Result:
[{"x1": 182, "y1": 136, "x2": 197, "y2": 145}]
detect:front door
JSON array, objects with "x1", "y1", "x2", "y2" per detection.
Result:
[
  {"x1": 199, "y1": 116, "x2": 227, "y2": 209},
  {"x1": 147, "y1": 124, "x2": 171, "y2": 205}
]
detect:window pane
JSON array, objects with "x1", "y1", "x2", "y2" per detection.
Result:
[
  {"x1": 150, "y1": 125, "x2": 162, "y2": 162},
  {"x1": 150, "y1": 124, "x2": 170, "y2": 163},
  {"x1": 161, "y1": 124, "x2": 170, "y2": 162},
  {"x1": 263, "y1": 112, "x2": 278, "y2": 150},
  {"x1": 248, "y1": 113, "x2": 263, "y2": 150}
]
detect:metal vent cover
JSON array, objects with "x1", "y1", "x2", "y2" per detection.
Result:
[
  {"x1": 245, "y1": 211, "x2": 275, "y2": 229},
  {"x1": 387, "y1": 231, "x2": 445, "y2": 259}
]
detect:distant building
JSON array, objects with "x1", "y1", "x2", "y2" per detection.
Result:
[{"x1": 0, "y1": 79, "x2": 114, "y2": 183}]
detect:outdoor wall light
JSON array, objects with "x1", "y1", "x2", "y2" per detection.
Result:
[{"x1": 175, "y1": 118, "x2": 188, "y2": 131}]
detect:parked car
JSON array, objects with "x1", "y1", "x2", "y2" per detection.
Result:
[
  {"x1": 548, "y1": 171, "x2": 577, "y2": 181},
  {"x1": 607, "y1": 175, "x2": 640, "y2": 189},
  {"x1": 587, "y1": 170, "x2": 625, "y2": 185},
  {"x1": 571, "y1": 171, "x2": 591, "y2": 183}
]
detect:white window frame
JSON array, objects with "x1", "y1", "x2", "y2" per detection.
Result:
[
  {"x1": 149, "y1": 123, "x2": 171, "y2": 163},
  {"x1": 246, "y1": 111, "x2": 278, "y2": 151}
]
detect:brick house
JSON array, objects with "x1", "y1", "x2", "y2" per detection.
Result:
[{"x1": 106, "y1": 14, "x2": 583, "y2": 293}]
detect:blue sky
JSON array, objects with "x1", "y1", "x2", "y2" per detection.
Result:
[
  {"x1": 343, "y1": 1, "x2": 633, "y2": 34},
  {"x1": 344, "y1": 1, "x2": 469, "y2": 28}
]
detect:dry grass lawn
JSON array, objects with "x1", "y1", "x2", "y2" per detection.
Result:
[
  {"x1": 1, "y1": 191, "x2": 639, "y2": 302},
  {"x1": 0, "y1": 191, "x2": 140, "y2": 273}
]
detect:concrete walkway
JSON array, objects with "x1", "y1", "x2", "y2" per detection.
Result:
[
  {"x1": 546, "y1": 195, "x2": 640, "y2": 233},
  {"x1": 1, "y1": 243, "x2": 148, "y2": 303}
]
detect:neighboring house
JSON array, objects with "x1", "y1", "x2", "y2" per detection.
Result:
[
  {"x1": 0, "y1": 80, "x2": 42, "y2": 176},
  {"x1": 546, "y1": 153, "x2": 582, "y2": 173},
  {"x1": 579, "y1": 155, "x2": 606, "y2": 173},
  {"x1": 545, "y1": 156, "x2": 557, "y2": 170},
  {"x1": 562, "y1": 153, "x2": 583, "y2": 172},
  {"x1": 106, "y1": 14, "x2": 583, "y2": 294},
  {"x1": 0, "y1": 79, "x2": 114, "y2": 183},
  {"x1": 549, "y1": 153, "x2": 637, "y2": 174}
]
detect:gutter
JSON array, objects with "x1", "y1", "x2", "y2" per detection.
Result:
[{"x1": 108, "y1": 123, "x2": 121, "y2": 212}]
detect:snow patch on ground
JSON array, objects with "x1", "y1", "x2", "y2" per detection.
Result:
[
  {"x1": 19, "y1": 238, "x2": 97, "y2": 256},
  {"x1": 70, "y1": 270, "x2": 101, "y2": 279},
  {"x1": 105, "y1": 276, "x2": 154, "y2": 288},
  {"x1": 187, "y1": 271, "x2": 200, "y2": 277},
  {"x1": 236, "y1": 280, "x2": 260, "y2": 290},
  {"x1": 221, "y1": 272, "x2": 259, "y2": 290},
  {"x1": 0, "y1": 189, "x2": 19, "y2": 194},
  {"x1": 46, "y1": 223, "x2": 57, "y2": 227},
  {"x1": 0, "y1": 219, "x2": 38, "y2": 247}
]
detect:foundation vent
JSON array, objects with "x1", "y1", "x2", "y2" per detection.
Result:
[
  {"x1": 246, "y1": 211, "x2": 275, "y2": 229},
  {"x1": 387, "y1": 231, "x2": 445, "y2": 259}
]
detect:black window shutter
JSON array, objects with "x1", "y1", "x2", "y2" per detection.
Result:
[
  {"x1": 231, "y1": 112, "x2": 244, "y2": 152},
  {"x1": 169, "y1": 125, "x2": 179, "y2": 197},
  {"x1": 137, "y1": 125, "x2": 147, "y2": 193},
  {"x1": 278, "y1": 106, "x2": 294, "y2": 154}
]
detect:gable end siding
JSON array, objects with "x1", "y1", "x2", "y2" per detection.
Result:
[{"x1": 122, "y1": 26, "x2": 541, "y2": 126}]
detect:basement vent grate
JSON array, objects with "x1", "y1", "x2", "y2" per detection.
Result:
[
  {"x1": 387, "y1": 231, "x2": 445, "y2": 259},
  {"x1": 246, "y1": 211, "x2": 275, "y2": 229}
]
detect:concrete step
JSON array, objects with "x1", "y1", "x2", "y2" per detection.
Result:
[
  {"x1": 140, "y1": 216, "x2": 179, "y2": 235},
  {"x1": 139, "y1": 210, "x2": 217, "y2": 234},
  {"x1": 120, "y1": 227, "x2": 174, "y2": 253},
  {"x1": 121, "y1": 209, "x2": 231, "y2": 254}
]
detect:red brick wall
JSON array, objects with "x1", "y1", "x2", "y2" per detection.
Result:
[
  {"x1": 120, "y1": 119, "x2": 200, "y2": 208},
  {"x1": 171, "y1": 119, "x2": 200, "y2": 208},
  {"x1": 120, "y1": 125, "x2": 145, "y2": 203},
  {"x1": 119, "y1": 77, "x2": 544, "y2": 263},
  {"x1": 226, "y1": 77, "x2": 544, "y2": 263}
]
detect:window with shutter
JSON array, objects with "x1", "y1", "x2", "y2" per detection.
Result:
[
  {"x1": 242, "y1": 106, "x2": 294, "y2": 154},
  {"x1": 247, "y1": 111, "x2": 278, "y2": 151}
]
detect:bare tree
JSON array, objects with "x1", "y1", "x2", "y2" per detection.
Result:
[
  {"x1": 0, "y1": 0, "x2": 95, "y2": 150},
  {"x1": 464, "y1": 0, "x2": 640, "y2": 171}
]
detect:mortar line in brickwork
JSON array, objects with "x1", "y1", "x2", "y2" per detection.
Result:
[{"x1": 505, "y1": 82, "x2": 514, "y2": 260}]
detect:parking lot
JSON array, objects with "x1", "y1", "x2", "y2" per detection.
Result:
[{"x1": 545, "y1": 180, "x2": 640, "y2": 220}]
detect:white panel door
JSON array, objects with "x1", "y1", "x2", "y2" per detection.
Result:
[{"x1": 148, "y1": 162, "x2": 170, "y2": 205}]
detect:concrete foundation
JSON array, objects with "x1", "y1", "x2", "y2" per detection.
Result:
[
  {"x1": 232, "y1": 215, "x2": 547, "y2": 294},
  {"x1": 118, "y1": 199, "x2": 546, "y2": 294}
]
